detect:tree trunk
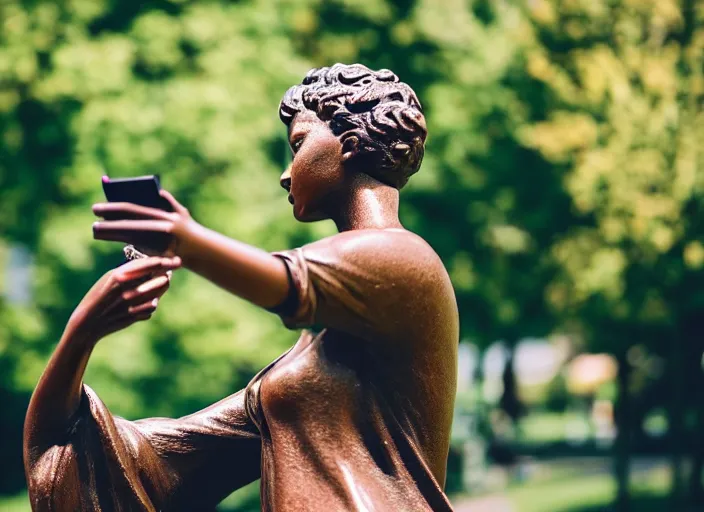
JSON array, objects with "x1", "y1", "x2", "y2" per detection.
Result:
[
  {"x1": 689, "y1": 411, "x2": 704, "y2": 510},
  {"x1": 669, "y1": 336, "x2": 686, "y2": 509},
  {"x1": 613, "y1": 353, "x2": 631, "y2": 512},
  {"x1": 687, "y1": 349, "x2": 703, "y2": 509}
]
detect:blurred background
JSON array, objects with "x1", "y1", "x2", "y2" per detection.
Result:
[{"x1": 1, "y1": 0, "x2": 703, "y2": 511}]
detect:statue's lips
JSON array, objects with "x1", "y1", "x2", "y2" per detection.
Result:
[{"x1": 288, "y1": 194, "x2": 295, "y2": 205}]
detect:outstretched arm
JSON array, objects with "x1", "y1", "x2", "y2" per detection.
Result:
[
  {"x1": 177, "y1": 220, "x2": 291, "y2": 309},
  {"x1": 92, "y1": 191, "x2": 292, "y2": 311},
  {"x1": 91, "y1": 195, "x2": 446, "y2": 340}
]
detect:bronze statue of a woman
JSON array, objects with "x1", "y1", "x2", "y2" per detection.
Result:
[{"x1": 24, "y1": 64, "x2": 459, "y2": 511}]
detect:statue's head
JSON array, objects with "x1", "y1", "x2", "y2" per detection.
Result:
[{"x1": 279, "y1": 63, "x2": 427, "y2": 221}]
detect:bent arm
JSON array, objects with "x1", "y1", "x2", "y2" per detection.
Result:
[
  {"x1": 24, "y1": 326, "x2": 261, "y2": 511},
  {"x1": 24, "y1": 324, "x2": 95, "y2": 460}
]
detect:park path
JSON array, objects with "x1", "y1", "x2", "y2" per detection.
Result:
[{"x1": 453, "y1": 495, "x2": 514, "y2": 512}]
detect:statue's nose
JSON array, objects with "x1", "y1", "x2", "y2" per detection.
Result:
[{"x1": 280, "y1": 167, "x2": 292, "y2": 192}]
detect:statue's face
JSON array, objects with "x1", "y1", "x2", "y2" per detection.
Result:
[{"x1": 280, "y1": 111, "x2": 345, "y2": 222}]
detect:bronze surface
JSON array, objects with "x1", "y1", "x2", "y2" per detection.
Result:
[{"x1": 24, "y1": 64, "x2": 459, "y2": 511}]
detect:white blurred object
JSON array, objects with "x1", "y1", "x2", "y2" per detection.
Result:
[
  {"x1": 457, "y1": 342, "x2": 478, "y2": 392},
  {"x1": 4, "y1": 244, "x2": 33, "y2": 306},
  {"x1": 482, "y1": 338, "x2": 569, "y2": 401},
  {"x1": 514, "y1": 338, "x2": 568, "y2": 386}
]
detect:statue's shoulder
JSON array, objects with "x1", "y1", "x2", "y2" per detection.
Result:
[{"x1": 311, "y1": 229, "x2": 447, "y2": 279}]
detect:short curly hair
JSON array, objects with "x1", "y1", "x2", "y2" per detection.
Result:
[{"x1": 279, "y1": 63, "x2": 427, "y2": 189}]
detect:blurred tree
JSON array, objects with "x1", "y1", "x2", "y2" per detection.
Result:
[{"x1": 521, "y1": 1, "x2": 704, "y2": 509}]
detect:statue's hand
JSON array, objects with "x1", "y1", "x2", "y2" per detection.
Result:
[
  {"x1": 67, "y1": 256, "x2": 181, "y2": 343},
  {"x1": 92, "y1": 190, "x2": 193, "y2": 256}
]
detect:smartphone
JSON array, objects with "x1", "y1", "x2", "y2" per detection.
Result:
[
  {"x1": 101, "y1": 175, "x2": 174, "y2": 212},
  {"x1": 101, "y1": 175, "x2": 174, "y2": 260}
]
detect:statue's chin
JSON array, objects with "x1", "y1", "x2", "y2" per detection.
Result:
[{"x1": 294, "y1": 205, "x2": 327, "y2": 223}]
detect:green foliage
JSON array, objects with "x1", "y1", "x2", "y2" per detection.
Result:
[
  {"x1": 1, "y1": 0, "x2": 702, "y2": 508},
  {"x1": 524, "y1": 0, "x2": 704, "y2": 335}
]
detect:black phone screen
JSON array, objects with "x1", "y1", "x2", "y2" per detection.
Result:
[{"x1": 102, "y1": 175, "x2": 173, "y2": 212}]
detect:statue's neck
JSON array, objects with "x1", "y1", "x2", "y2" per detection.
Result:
[{"x1": 330, "y1": 174, "x2": 402, "y2": 232}]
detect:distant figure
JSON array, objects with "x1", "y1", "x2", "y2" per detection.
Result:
[
  {"x1": 499, "y1": 351, "x2": 525, "y2": 432},
  {"x1": 24, "y1": 64, "x2": 459, "y2": 511},
  {"x1": 491, "y1": 351, "x2": 523, "y2": 476}
]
